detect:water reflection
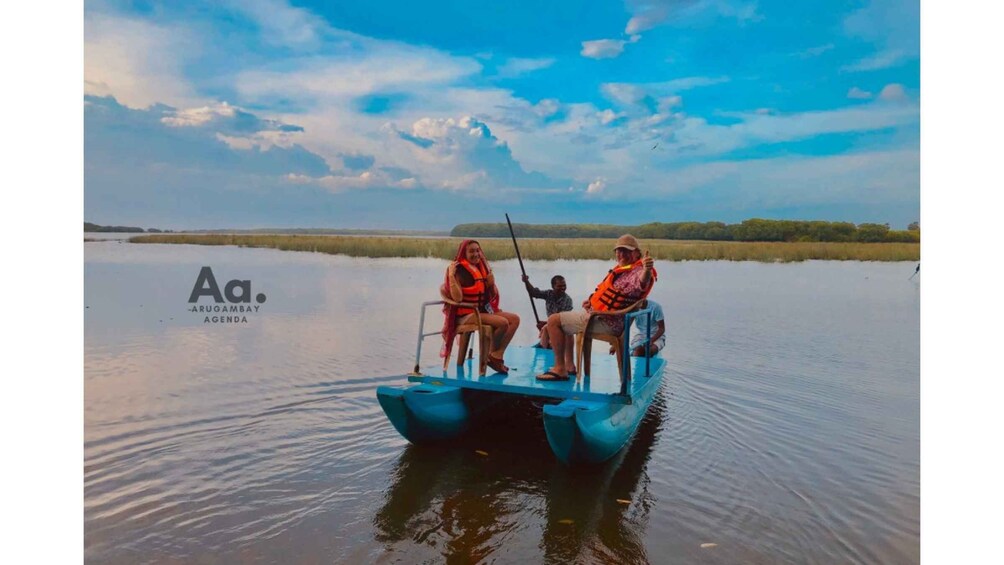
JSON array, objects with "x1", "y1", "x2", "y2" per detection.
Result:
[
  {"x1": 374, "y1": 389, "x2": 667, "y2": 563},
  {"x1": 86, "y1": 242, "x2": 919, "y2": 563}
]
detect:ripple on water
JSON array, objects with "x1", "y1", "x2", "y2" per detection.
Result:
[{"x1": 85, "y1": 248, "x2": 919, "y2": 563}]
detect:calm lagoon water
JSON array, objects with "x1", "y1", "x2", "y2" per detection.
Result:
[{"x1": 84, "y1": 241, "x2": 919, "y2": 564}]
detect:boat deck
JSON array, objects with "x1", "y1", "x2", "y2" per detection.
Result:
[{"x1": 407, "y1": 345, "x2": 665, "y2": 404}]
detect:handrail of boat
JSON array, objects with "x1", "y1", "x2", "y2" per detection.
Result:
[
  {"x1": 411, "y1": 300, "x2": 447, "y2": 375},
  {"x1": 622, "y1": 306, "x2": 655, "y2": 395}
]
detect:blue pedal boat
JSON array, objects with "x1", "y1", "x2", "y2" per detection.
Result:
[{"x1": 377, "y1": 302, "x2": 665, "y2": 465}]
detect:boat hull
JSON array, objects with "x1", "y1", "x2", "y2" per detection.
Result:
[
  {"x1": 542, "y1": 370, "x2": 663, "y2": 465},
  {"x1": 376, "y1": 384, "x2": 471, "y2": 443},
  {"x1": 377, "y1": 346, "x2": 666, "y2": 464}
]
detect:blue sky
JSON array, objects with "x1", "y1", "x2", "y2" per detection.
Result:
[{"x1": 84, "y1": 0, "x2": 919, "y2": 229}]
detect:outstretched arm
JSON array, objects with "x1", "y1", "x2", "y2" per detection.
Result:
[{"x1": 521, "y1": 274, "x2": 547, "y2": 299}]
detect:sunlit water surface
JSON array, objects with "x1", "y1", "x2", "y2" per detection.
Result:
[{"x1": 85, "y1": 240, "x2": 919, "y2": 564}]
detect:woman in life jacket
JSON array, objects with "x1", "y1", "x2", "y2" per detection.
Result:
[
  {"x1": 535, "y1": 234, "x2": 656, "y2": 382},
  {"x1": 440, "y1": 240, "x2": 520, "y2": 374}
]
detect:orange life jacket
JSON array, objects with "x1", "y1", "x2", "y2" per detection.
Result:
[
  {"x1": 455, "y1": 259, "x2": 489, "y2": 315},
  {"x1": 588, "y1": 259, "x2": 656, "y2": 312}
]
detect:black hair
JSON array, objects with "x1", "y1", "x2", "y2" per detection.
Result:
[{"x1": 550, "y1": 275, "x2": 565, "y2": 287}]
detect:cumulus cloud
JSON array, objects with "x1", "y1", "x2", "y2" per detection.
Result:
[
  {"x1": 496, "y1": 57, "x2": 556, "y2": 78},
  {"x1": 650, "y1": 149, "x2": 919, "y2": 209},
  {"x1": 601, "y1": 78, "x2": 727, "y2": 111},
  {"x1": 586, "y1": 178, "x2": 607, "y2": 194},
  {"x1": 597, "y1": 109, "x2": 625, "y2": 125},
  {"x1": 83, "y1": 0, "x2": 918, "y2": 227},
  {"x1": 86, "y1": 95, "x2": 331, "y2": 176},
  {"x1": 287, "y1": 169, "x2": 419, "y2": 192},
  {"x1": 878, "y1": 83, "x2": 908, "y2": 102},
  {"x1": 224, "y1": 0, "x2": 334, "y2": 50},
  {"x1": 581, "y1": 39, "x2": 630, "y2": 59},
  {"x1": 624, "y1": 0, "x2": 760, "y2": 35},
  {"x1": 533, "y1": 99, "x2": 562, "y2": 119},
  {"x1": 843, "y1": 0, "x2": 919, "y2": 71},
  {"x1": 625, "y1": 5, "x2": 674, "y2": 35},
  {"x1": 842, "y1": 49, "x2": 907, "y2": 72},
  {"x1": 155, "y1": 101, "x2": 311, "y2": 152},
  {"x1": 601, "y1": 83, "x2": 651, "y2": 107},
  {"x1": 161, "y1": 102, "x2": 304, "y2": 133},
  {"x1": 236, "y1": 46, "x2": 482, "y2": 101},
  {"x1": 847, "y1": 87, "x2": 873, "y2": 99},
  {"x1": 383, "y1": 116, "x2": 569, "y2": 193},
  {"x1": 85, "y1": 12, "x2": 205, "y2": 109},
  {"x1": 669, "y1": 101, "x2": 919, "y2": 157},
  {"x1": 796, "y1": 43, "x2": 835, "y2": 58}
]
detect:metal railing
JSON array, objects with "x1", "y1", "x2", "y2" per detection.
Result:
[
  {"x1": 412, "y1": 300, "x2": 446, "y2": 375},
  {"x1": 621, "y1": 306, "x2": 654, "y2": 395}
]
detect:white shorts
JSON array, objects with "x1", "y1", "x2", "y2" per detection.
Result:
[
  {"x1": 557, "y1": 310, "x2": 617, "y2": 335},
  {"x1": 630, "y1": 335, "x2": 666, "y2": 350}
]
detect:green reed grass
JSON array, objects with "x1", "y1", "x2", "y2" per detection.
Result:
[{"x1": 130, "y1": 234, "x2": 920, "y2": 262}]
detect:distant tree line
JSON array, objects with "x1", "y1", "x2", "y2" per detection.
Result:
[
  {"x1": 452, "y1": 219, "x2": 920, "y2": 243},
  {"x1": 85, "y1": 222, "x2": 169, "y2": 233}
]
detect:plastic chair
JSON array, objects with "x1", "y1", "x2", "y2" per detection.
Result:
[
  {"x1": 575, "y1": 299, "x2": 647, "y2": 383},
  {"x1": 441, "y1": 297, "x2": 494, "y2": 377}
]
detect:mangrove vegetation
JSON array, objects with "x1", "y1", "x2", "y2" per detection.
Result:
[
  {"x1": 130, "y1": 234, "x2": 919, "y2": 262},
  {"x1": 453, "y1": 218, "x2": 920, "y2": 243}
]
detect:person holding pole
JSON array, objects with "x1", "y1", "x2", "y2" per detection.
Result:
[{"x1": 521, "y1": 274, "x2": 573, "y2": 349}]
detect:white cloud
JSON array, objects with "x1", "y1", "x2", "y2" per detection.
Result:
[
  {"x1": 658, "y1": 95, "x2": 683, "y2": 112},
  {"x1": 597, "y1": 109, "x2": 624, "y2": 125},
  {"x1": 842, "y1": 0, "x2": 918, "y2": 71},
  {"x1": 847, "y1": 87, "x2": 874, "y2": 100},
  {"x1": 216, "y1": 131, "x2": 300, "y2": 151},
  {"x1": 496, "y1": 57, "x2": 556, "y2": 78},
  {"x1": 383, "y1": 116, "x2": 569, "y2": 193},
  {"x1": 842, "y1": 49, "x2": 907, "y2": 72},
  {"x1": 236, "y1": 47, "x2": 482, "y2": 100},
  {"x1": 224, "y1": 0, "x2": 334, "y2": 50},
  {"x1": 624, "y1": 0, "x2": 761, "y2": 34},
  {"x1": 878, "y1": 83, "x2": 908, "y2": 102},
  {"x1": 795, "y1": 43, "x2": 835, "y2": 58},
  {"x1": 288, "y1": 170, "x2": 419, "y2": 192},
  {"x1": 602, "y1": 78, "x2": 728, "y2": 108},
  {"x1": 84, "y1": 0, "x2": 918, "y2": 221},
  {"x1": 84, "y1": 13, "x2": 205, "y2": 109},
  {"x1": 649, "y1": 149, "x2": 919, "y2": 208},
  {"x1": 678, "y1": 101, "x2": 919, "y2": 155},
  {"x1": 601, "y1": 83, "x2": 649, "y2": 106},
  {"x1": 533, "y1": 99, "x2": 561, "y2": 119},
  {"x1": 586, "y1": 178, "x2": 607, "y2": 194},
  {"x1": 158, "y1": 101, "x2": 308, "y2": 150},
  {"x1": 581, "y1": 39, "x2": 629, "y2": 59}
]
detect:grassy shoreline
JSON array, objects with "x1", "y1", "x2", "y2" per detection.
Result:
[{"x1": 129, "y1": 234, "x2": 919, "y2": 262}]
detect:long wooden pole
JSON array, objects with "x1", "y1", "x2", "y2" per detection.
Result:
[{"x1": 506, "y1": 213, "x2": 540, "y2": 326}]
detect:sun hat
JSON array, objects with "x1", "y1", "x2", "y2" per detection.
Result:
[{"x1": 613, "y1": 234, "x2": 640, "y2": 251}]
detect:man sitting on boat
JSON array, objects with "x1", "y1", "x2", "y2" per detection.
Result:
[
  {"x1": 536, "y1": 234, "x2": 656, "y2": 381},
  {"x1": 629, "y1": 299, "x2": 666, "y2": 357},
  {"x1": 441, "y1": 239, "x2": 521, "y2": 374}
]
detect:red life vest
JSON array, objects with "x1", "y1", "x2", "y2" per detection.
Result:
[
  {"x1": 455, "y1": 259, "x2": 489, "y2": 315},
  {"x1": 588, "y1": 259, "x2": 656, "y2": 312}
]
